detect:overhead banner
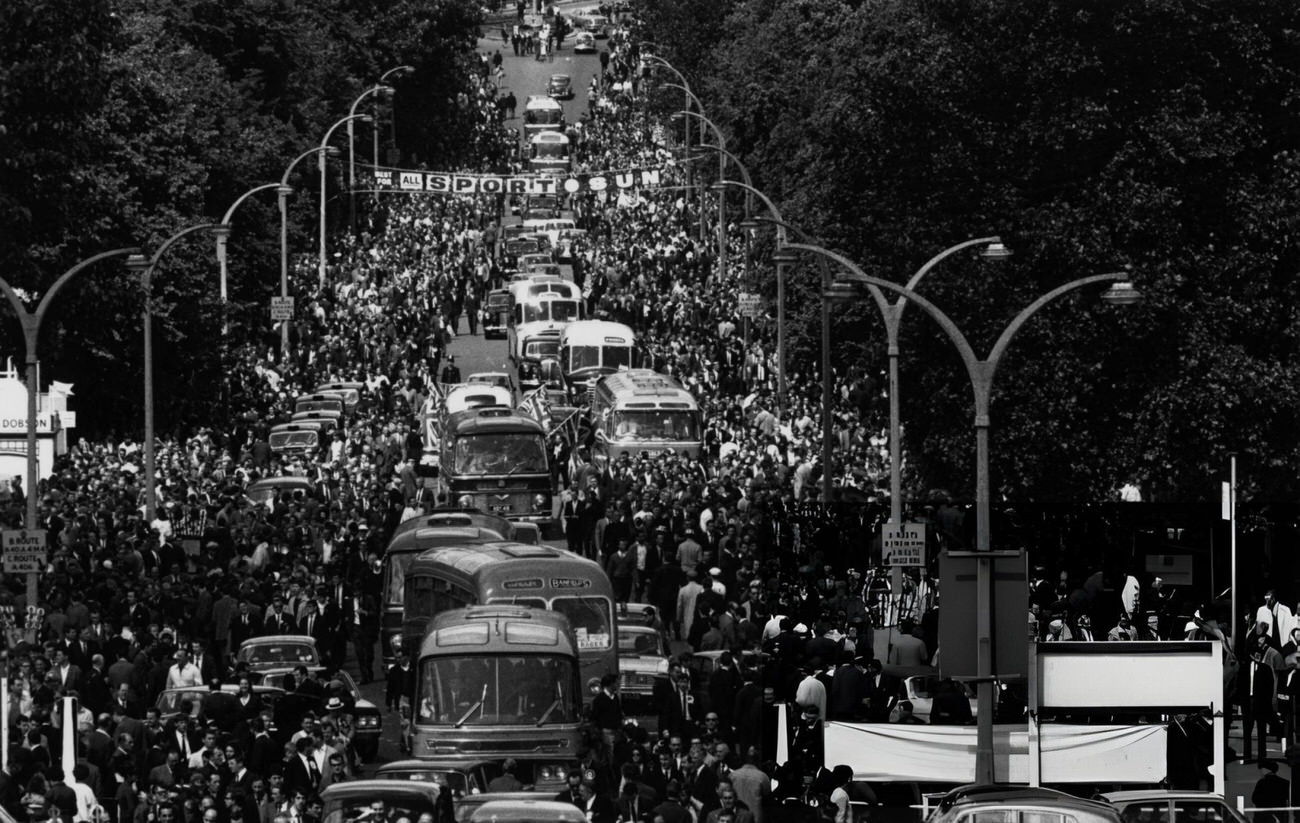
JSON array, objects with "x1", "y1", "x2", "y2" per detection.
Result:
[
  {"x1": 370, "y1": 166, "x2": 664, "y2": 195},
  {"x1": 823, "y1": 722, "x2": 1167, "y2": 784}
]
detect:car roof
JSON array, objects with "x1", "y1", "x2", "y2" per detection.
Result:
[
  {"x1": 321, "y1": 780, "x2": 441, "y2": 801},
  {"x1": 1100, "y1": 791, "x2": 1230, "y2": 803},
  {"x1": 470, "y1": 799, "x2": 584, "y2": 818},
  {"x1": 240, "y1": 635, "x2": 317, "y2": 646},
  {"x1": 378, "y1": 759, "x2": 498, "y2": 773},
  {"x1": 938, "y1": 785, "x2": 1116, "y2": 812},
  {"x1": 247, "y1": 477, "x2": 314, "y2": 488}
]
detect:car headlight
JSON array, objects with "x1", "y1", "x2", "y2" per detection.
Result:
[
  {"x1": 533, "y1": 493, "x2": 548, "y2": 509},
  {"x1": 356, "y1": 715, "x2": 380, "y2": 728},
  {"x1": 458, "y1": 494, "x2": 474, "y2": 507}
]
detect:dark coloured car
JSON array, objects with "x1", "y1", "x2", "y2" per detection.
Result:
[{"x1": 547, "y1": 74, "x2": 574, "y2": 100}]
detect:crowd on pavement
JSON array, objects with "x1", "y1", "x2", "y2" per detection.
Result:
[{"x1": 1, "y1": 12, "x2": 1258, "y2": 823}]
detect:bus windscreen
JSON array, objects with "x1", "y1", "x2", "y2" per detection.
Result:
[
  {"x1": 613, "y1": 410, "x2": 700, "y2": 440},
  {"x1": 453, "y1": 434, "x2": 548, "y2": 474},
  {"x1": 552, "y1": 596, "x2": 613, "y2": 651},
  {"x1": 417, "y1": 655, "x2": 578, "y2": 725}
]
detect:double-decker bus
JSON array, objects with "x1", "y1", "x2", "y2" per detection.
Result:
[
  {"x1": 408, "y1": 606, "x2": 582, "y2": 787},
  {"x1": 558, "y1": 320, "x2": 637, "y2": 404},
  {"x1": 589, "y1": 369, "x2": 702, "y2": 468},
  {"x1": 401, "y1": 542, "x2": 618, "y2": 689}
]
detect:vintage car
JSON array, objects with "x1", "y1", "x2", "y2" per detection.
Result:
[
  {"x1": 244, "y1": 476, "x2": 315, "y2": 506},
  {"x1": 616, "y1": 607, "x2": 671, "y2": 711},
  {"x1": 321, "y1": 781, "x2": 443, "y2": 823},
  {"x1": 237, "y1": 635, "x2": 322, "y2": 676},
  {"x1": 573, "y1": 31, "x2": 596, "y2": 53},
  {"x1": 375, "y1": 759, "x2": 503, "y2": 798},
  {"x1": 1098, "y1": 791, "x2": 1247, "y2": 823},
  {"x1": 547, "y1": 74, "x2": 574, "y2": 100},
  {"x1": 482, "y1": 289, "x2": 511, "y2": 340}
]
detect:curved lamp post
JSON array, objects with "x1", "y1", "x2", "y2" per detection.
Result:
[
  {"x1": 127, "y1": 223, "x2": 226, "y2": 523},
  {"x1": 215, "y1": 183, "x2": 286, "y2": 337},
  {"x1": 0, "y1": 247, "x2": 141, "y2": 607},
  {"x1": 348, "y1": 85, "x2": 394, "y2": 232},
  {"x1": 713, "y1": 181, "x2": 789, "y2": 418},
  {"x1": 280, "y1": 146, "x2": 336, "y2": 355},
  {"x1": 673, "y1": 109, "x2": 729, "y2": 280},
  {"x1": 375, "y1": 66, "x2": 415, "y2": 175},
  {"x1": 780, "y1": 237, "x2": 1139, "y2": 784},
  {"x1": 319, "y1": 114, "x2": 372, "y2": 289}
]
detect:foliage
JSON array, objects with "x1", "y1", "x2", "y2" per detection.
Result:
[
  {"x1": 672, "y1": 0, "x2": 1300, "y2": 504},
  {"x1": 0, "y1": 0, "x2": 486, "y2": 437}
]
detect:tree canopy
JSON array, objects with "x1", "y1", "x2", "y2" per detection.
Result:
[
  {"x1": 642, "y1": 0, "x2": 1300, "y2": 505},
  {"x1": 0, "y1": 0, "x2": 486, "y2": 434}
]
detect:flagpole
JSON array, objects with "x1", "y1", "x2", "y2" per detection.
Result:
[{"x1": 1229, "y1": 454, "x2": 1237, "y2": 652}]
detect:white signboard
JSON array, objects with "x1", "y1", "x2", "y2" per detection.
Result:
[
  {"x1": 882, "y1": 522, "x2": 925, "y2": 567},
  {"x1": 3, "y1": 529, "x2": 46, "y2": 574},
  {"x1": 738, "y1": 292, "x2": 763, "y2": 318},
  {"x1": 270, "y1": 297, "x2": 295, "y2": 321}
]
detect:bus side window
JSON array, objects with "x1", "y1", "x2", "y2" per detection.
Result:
[{"x1": 432, "y1": 579, "x2": 452, "y2": 614}]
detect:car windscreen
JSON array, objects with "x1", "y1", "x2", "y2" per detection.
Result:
[{"x1": 239, "y1": 643, "x2": 318, "y2": 666}]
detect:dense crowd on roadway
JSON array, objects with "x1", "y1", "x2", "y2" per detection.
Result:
[{"x1": 0, "y1": 13, "x2": 983, "y2": 823}]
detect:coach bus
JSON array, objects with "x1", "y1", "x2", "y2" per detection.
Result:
[
  {"x1": 523, "y1": 95, "x2": 564, "y2": 134},
  {"x1": 408, "y1": 606, "x2": 582, "y2": 786},
  {"x1": 400, "y1": 542, "x2": 618, "y2": 689},
  {"x1": 528, "y1": 131, "x2": 572, "y2": 176},
  {"x1": 589, "y1": 369, "x2": 702, "y2": 468},
  {"x1": 380, "y1": 519, "x2": 515, "y2": 667},
  {"x1": 558, "y1": 320, "x2": 637, "y2": 404},
  {"x1": 508, "y1": 278, "x2": 583, "y2": 365},
  {"x1": 435, "y1": 408, "x2": 553, "y2": 530}
]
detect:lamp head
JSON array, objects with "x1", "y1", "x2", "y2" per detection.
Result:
[
  {"x1": 738, "y1": 218, "x2": 762, "y2": 232},
  {"x1": 770, "y1": 249, "x2": 800, "y2": 265},
  {"x1": 324, "y1": 146, "x2": 342, "y2": 158},
  {"x1": 823, "y1": 280, "x2": 861, "y2": 302},
  {"x1": 377, "y1": 85, "x2": 395, "y2": 99},
  {"x1": 709, "y1": 182, "x2": 730, "y2": 195},
  {"x1": 125, "y1": 254, "x2": 151, "y2": 275},
  {"x1": 1100, "y1": 281, "x2": 1142, "y2": 306},
  {"x1": 980, "y1": 241, "x2": 1013, "y2": 260},
  {"x1": 212, "y1": 225, "x2": 232, "y2": 241},
  {"x1": 277, "y1": 184, "x2": 295, "y2": 197},
  {"x1": 357, "y1": 114, "x2": 374, "y2": 125}
]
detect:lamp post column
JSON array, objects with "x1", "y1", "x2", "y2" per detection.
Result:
[
  {"x1": 820, "y1": 259, "x2": 833, "y2": 502},
  {"x1": 279, "y1": 185, "x2": 291, "y2": 356},
  {"x1": 319, "y1": 146, "x2": 328, "y2": 289}
]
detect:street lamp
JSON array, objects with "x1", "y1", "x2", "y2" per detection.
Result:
[
  {"x1": 281, "y1": 146, "x2": 336, "y2": 355},
  {"x1": 672, "y1": 110, "x2": 729, "y2": 289},
  {"x1": 715, "y1": 181, "x2": 790, "y2": 418},
  {"x1": 0, "y1": 247, "x2": 140, "y2": 608},
  {"x1": 375, "y1": 66, "x2": 415, "y2": 174},
  {"x1": 215, "y1": 183, "x2": 285, "y2": 337},
  {"x1": 127, "y1": 223, "x2": 225, "y2": 524},
  {"x1": 783, "y1": 238, "x2": 1139, "y2": 784},
  {"x1": 348, "y1": 86, "x2": 394, "y2": 232},
  {"x1": 319, "y1": 113, "x2": 372, "y2": 289}
]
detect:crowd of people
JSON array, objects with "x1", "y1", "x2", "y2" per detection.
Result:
[{"x1": 0, "y1": 10, "x2": 1185, "y2": 823}]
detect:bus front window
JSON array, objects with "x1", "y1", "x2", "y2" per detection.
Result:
[
  {"x1": 552, "y1": 597, "x2": 613, "y2": 651},
  {"x1": 568, "y1": 346, "x2": 601, "y2": 372},
  {"x1": 454, "y1": 434, "x2": 549, "y2": 475},
  {"x1": 417, "y1": 655, "x2": 578, "y2": 724},
  {"x1": 613, "y1": 410, "x2": 700, "y2": 441},
  {"x1": 603, "y1": 346, "x2": 631, "y2": 370},
  {"x1": 549, "y1": 301, "x2": 580, "y2": 322}
]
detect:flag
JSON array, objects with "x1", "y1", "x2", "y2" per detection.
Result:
[
  {"x1": 517, "y1": 388, "x2": 553, "y2": 430},
  {"x1": 49, "y1": 381, "x2": 75, "y2": 397},
  {"x1": 548, "y1": 406, "x2": 585, "y2": 446}
]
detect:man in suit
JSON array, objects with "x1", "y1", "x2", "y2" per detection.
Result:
[
  {"x1": 210, "y1": 586, "x2": 240, "y2": 663},
  {"x1": 189, "y1": 639, "x2": 221, "y2": 685},
  {"x1": 616, "y1": 780, "x2": 651, "y2": 823},
  {"x1": 263, "y1": 597, "x2": 299, "y2": 636},
  {"x1": 299, "y1": 601, "x2": 332, "y2": 650},
  {"x1": 231, "y1": 600, "x2": 263, "y2": 647},
  {"x1": 227, "y1": 750, "x2": 255, "y2": 793},
  {"x1": 659, "y1": 670, "x2": 701, "y2": 739},
  {"x1": 282, "y1": 737, "x2": 322, "y2": 799},
  {"x1": 52, "y1": 648, "x2": 83, "y2": 693},
  {"x1": 829, "y1": 653, "x2": 871, "y2": 721},
  {"x1": 146, "y1": 748, "x2": 182, "y2": 789},
  {"x1": 577, "y1": 780, "x2": 617, "y2": 823},
  {"x1": 553, "y1": 770, "x2": 584, "y2": 807},
  {"x1": 81, "y1": 655, "x2": 112, "y2": 716},
  {"x1": 246, "y1": 716, "x2": 280, "y2": 777}
]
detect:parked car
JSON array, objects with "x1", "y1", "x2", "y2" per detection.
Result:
[
  {"x1": 616, "y1": 604, "x2": 671, "y2": 710},
  {"x1": 483, "y1": 289, "x2": 511, "y2": 340},
  {"x1": 245, "y1": 476, "x2": 315, "y2": 506},
  {"x1": 236, "y1": 635, "x2": 321, "y2": 677},
  {"x1": 375, "y1": 760, "x2": 504, "y2": 799},
  {"x1": 1098, "y1": 791, "x2": 1247, "y2": 823},
  {"x1": 321, "y1": 780, "x2": 444, "y2": 823},
  {"x1": 927, "y1": 785, "x2": 1123, "y2": 823},
  {"x1": 154, "y1": 685, "x2": 286, "y2": 724},
  {"x1": 573, "y1": 32, "x2": 596, "y2": 53},
  {"x1": 468, "y1": 799, "x2": 585, "y2": 823},
  {"x1": 547, "y1": 74, "x2": 574, "y2": 100}
]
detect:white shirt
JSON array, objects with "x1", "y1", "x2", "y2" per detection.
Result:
[{"x1": 167, "y1": 662, "x2": 203, "y2": 689}]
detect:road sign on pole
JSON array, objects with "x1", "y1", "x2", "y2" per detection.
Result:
[
  {"x1": 881, "y1": 522, "x2": 926, "y2": 567},
  {"x1": 738, "y1": 293, "x2": 763, "y2": 318},
  {"x1": 2, "y1": 529, "x2": 46, "y2": 574},
  {"x1": 270, "y1": 297, "x2": 295, "y2": 321}
]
